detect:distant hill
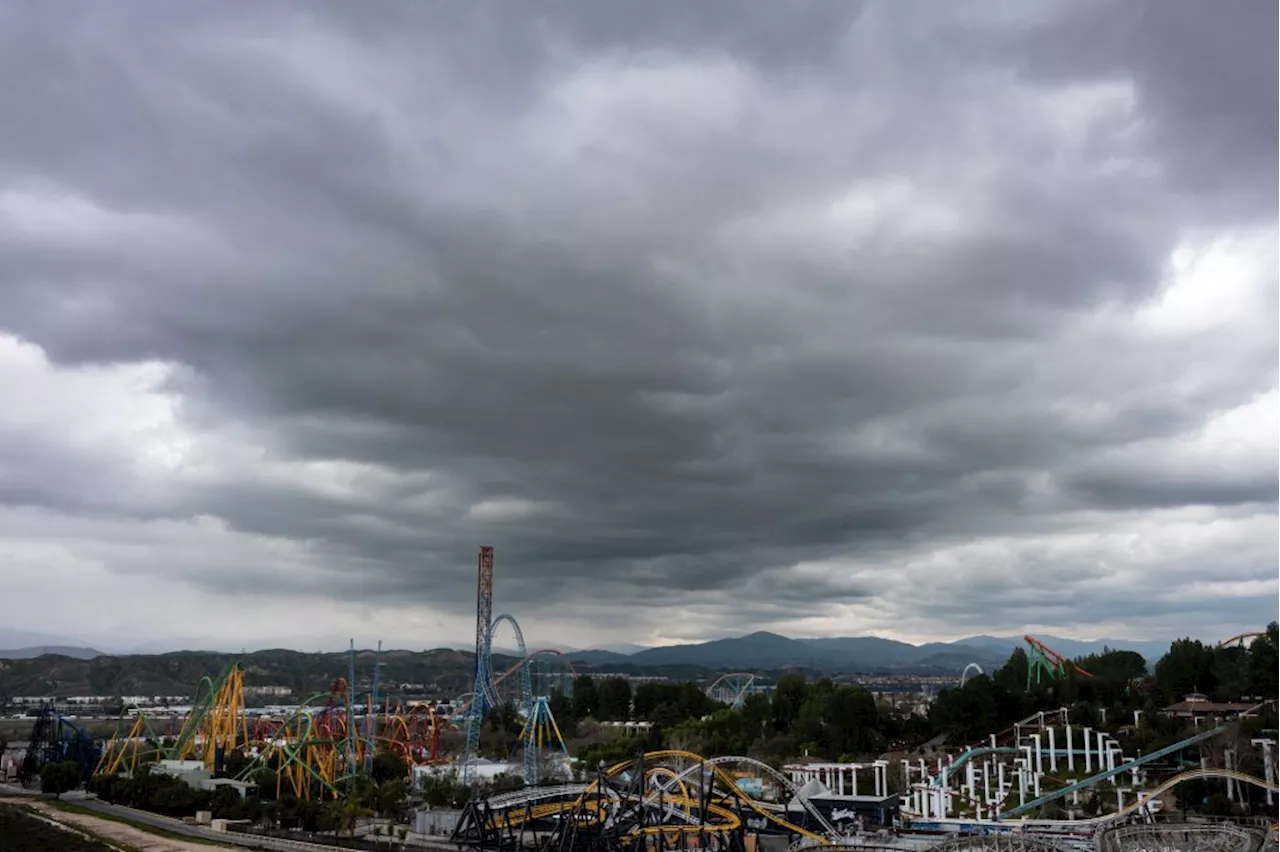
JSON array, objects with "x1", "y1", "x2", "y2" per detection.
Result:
[
  {"x1": 0, "y1": 646, "x2": 104, "y2": 660},
  {"x1": 563, "y1": 631, "x2": 1173, "y2": 674},
  {"x1": 0, "y1": 647, "x2": 520, "y2": 700}
]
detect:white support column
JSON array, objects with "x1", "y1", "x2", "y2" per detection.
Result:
[
  {"x1": 983, "y1": 762, "x2": 991, "y2": 804},
  {"x1": 838, "y1": 766, "x2": 845, "y2": 796},
  {"x1": 1097, "y1": 731, "x2": 1107, "y2": 773},
  {"x1": 852, "y1": 765, "x2": 859, "y2": 796},
  {"x1": 1033, "y1": 771, "x2": 1040, "y2": 799},
  {"x1": 1116, "y1": 788, "x2": 1124, "y2": 812},
  {"x1": 1224, "y1": 750, "x2": 1236, "y2": 802},
  {"x1": 1252, "y1": 740, "x2": 1275, "y2": 806},
  {"x1": 1067, "y1": 725, "x2": 1074, "y2": 773},
  {"x1": 1017, "y1": 761, "x2": 1027, "y2": 806},
  {"x1": 1048, "y1": 727, "x2": 1057, "y2": 772},
  {"x1": 1033, "y1": 733, "x2": 1044, "y2": 776},
  {"x1": 1083, "y1": 727, "x2": 1092, "y2": 773},
  {"x1": 998, "y1": 762, "x2": 1006, "y2": 803}
]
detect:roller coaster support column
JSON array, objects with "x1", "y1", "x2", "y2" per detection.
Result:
[
  {"x1": 1048, "y1": 727, "x2": 1057, "y2": 771},
  {"x1": 348, "y1": 639, "x2": 357, "y2": 776},
  {"x1": 1252, "y1": 738, "x2": 1276, "y2": 806},
  {"x1": 1067, "y1": 724, "x2": 1074, "y2": 772},
  {"x1": 364, "y1": 640, "x2": 382, "y2": 776},
  {"x1": 1083, "y1": 726, "x2": 1092, "y2": 773}
]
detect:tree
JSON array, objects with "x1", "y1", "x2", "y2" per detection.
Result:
[
  {"x1": 374, "y1": 778, "x2": 407, "y2": 819},
  {"x1": 1155, "y1": 639, "x2": 1217, "y2": 703},
  {"x1": 597, "y1": 677, "x2": 633, "y2": 721},
  {"x1": 1247, "y1": 624, "x2": 1279, "y2": 699},
  {"x1": 371, "y1": 749, "x2": 408, "y2": 785},
  {"x1": 334, "y1": 797, "x2": 372, "y2": 837},
  {"x1": 221, "y1": 749, "x2": 251, "y2": 778},
  {"x1": 571, "y1": 676, "x2": 599, "y2": 719},
  {"x1": 771, "y1": 673, "x2": 808, "y2": 732},
  {"x1": 549, "y1": 688, "x2": 576, "y2": 736},
  {"x1": 210, "y1": 785, "x2": 242, "y2": 818},
  {"x1": 40, "y1": 760, "x2": 83, "y2": 799},
  {"x1": 739, "y1": 692, "x2": 772, "y2": 743},
  {"x1": 930, "y1": 679, "x2": 995, "y2": 744}
]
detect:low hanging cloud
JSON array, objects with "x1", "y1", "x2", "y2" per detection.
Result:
[{"x1": 0, "y1": 0, "x2": 1275, "y2": 653}]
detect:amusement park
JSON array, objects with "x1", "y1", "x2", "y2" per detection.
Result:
[{"x1": 4, "y1": 547, "x2": 1278, "y2": 852}]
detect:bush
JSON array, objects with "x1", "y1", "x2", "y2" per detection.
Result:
[{"x1": 40, "y1": 761, "x2": 83, "y2": 799}]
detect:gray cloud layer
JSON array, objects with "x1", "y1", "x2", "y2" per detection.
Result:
[{"x1": 0, "y1": 1, "x2": 1275, "y2": 651}]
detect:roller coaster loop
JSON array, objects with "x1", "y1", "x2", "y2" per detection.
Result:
[
  {"x1": 487, "y1": 613, "x2": 532, "y2": 711},
  {"x1": 455, "y1": 648, "x2": 579, "y2": 720},
  {"x1": 960, "y1": 663, "x2": 984, "y2": 687}
]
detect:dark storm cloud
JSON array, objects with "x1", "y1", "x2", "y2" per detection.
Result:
[{"x1": 0, "y1": 0, "x2": 1275, "y2": 644}]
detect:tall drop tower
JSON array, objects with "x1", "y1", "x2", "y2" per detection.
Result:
[{"x1": 462, "y1": 546, "x2": 494, "y2": 783}]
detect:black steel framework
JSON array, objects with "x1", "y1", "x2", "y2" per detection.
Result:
[{"x1": 17, "y1": 703, "x2": 101, "y2": 787}]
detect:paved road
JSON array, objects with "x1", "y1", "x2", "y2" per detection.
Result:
[{"x1": 74, "y1": 796, "x2": 221, "y2": 840}]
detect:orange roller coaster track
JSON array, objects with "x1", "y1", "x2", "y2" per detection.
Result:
[{"x1": 1218, "y1": 631, "x2": 1268, "y2": 648}]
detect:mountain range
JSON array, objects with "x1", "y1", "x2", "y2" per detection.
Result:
[
  {"x1": 560, "y1": 631, "x2": 1172, "y2": 673},
  {"x1": 0, "y1": 626, "x2": 1176, "y2": 676}
]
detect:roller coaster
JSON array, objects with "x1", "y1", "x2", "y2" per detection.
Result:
[
  {"x1": 454, "y1": 745, "x2": 1279, "y2": 852},
  {"x1": 93, "y1": 663, "x2": 453, "y2": 800},
  {"x1": 17, "y1": 703, "x2": 101, "y2": 787},
  {"x1": 1024, "y1": 636, "x2": 1095, "y2": 689},
  {"x1": 453, "y1": 750, "x2": 838, "y2": 852},
  {"x1": 462, "y1": 548, "x2": 576, "y2": 785},
  {"x1": 91, "y1": 574, "x2": 576, "y2": 797}
]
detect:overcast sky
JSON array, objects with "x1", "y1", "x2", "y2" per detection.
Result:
[{"x1": 0, "y1": 1, "x2": 1276, "y2": 655}]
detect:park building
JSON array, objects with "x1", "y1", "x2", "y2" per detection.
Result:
[{"x1": 1161, "y1": 693, "x2": 1264, "y2": 723}]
